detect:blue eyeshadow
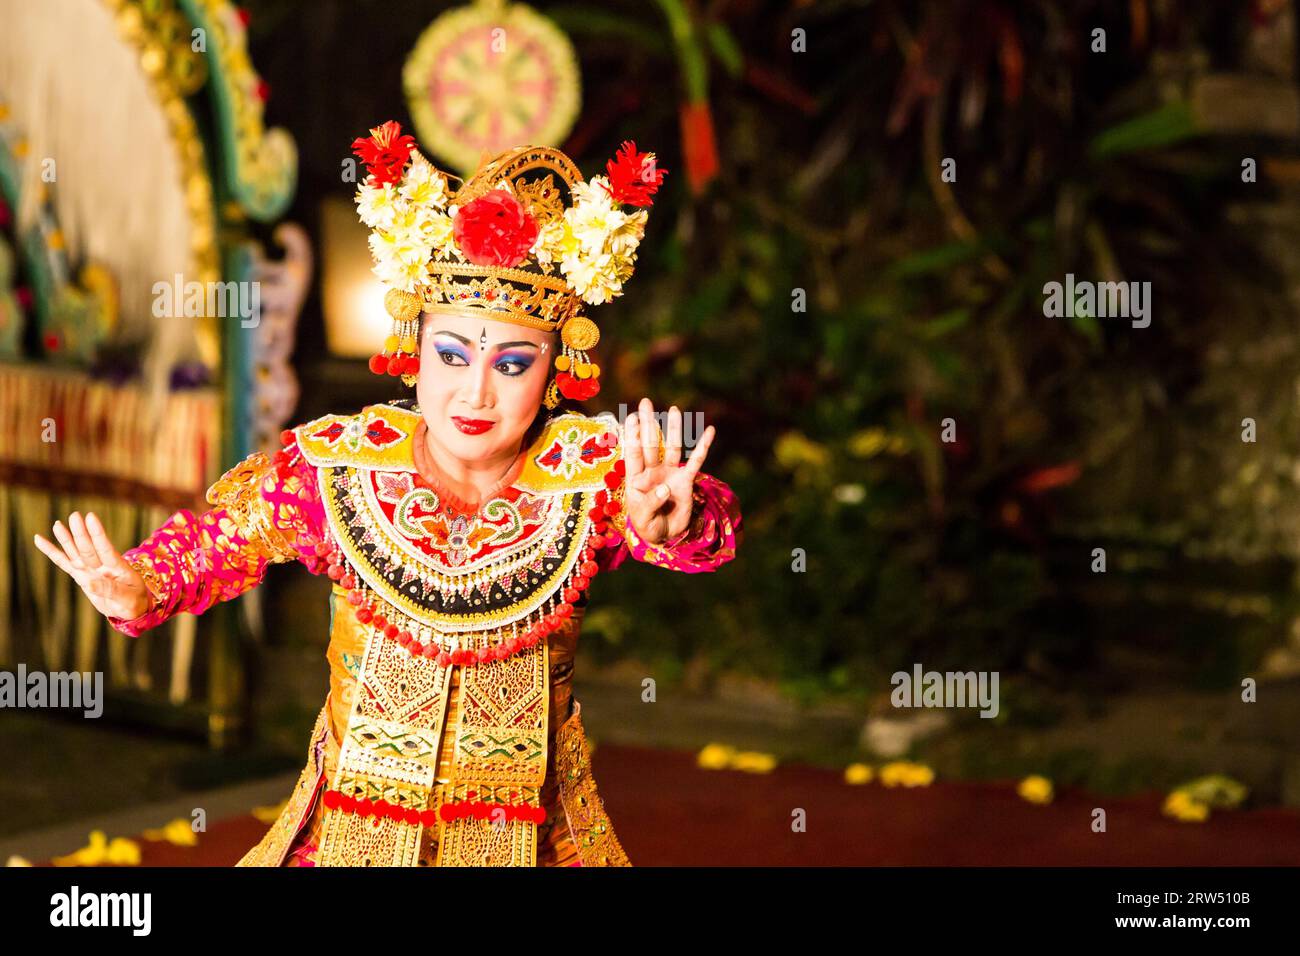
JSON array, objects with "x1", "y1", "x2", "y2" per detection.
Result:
[{"x1": 495, "y1": 351, "x2": 535, "y2": 369}]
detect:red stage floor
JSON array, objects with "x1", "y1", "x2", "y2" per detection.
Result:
[{"x1": 36, "y1": 743, "x2": 1300, "y2": 866}]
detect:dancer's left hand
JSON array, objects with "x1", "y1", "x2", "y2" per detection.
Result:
[{"x1": 623, "y1": 397, "x2": 715, "y2": 545}]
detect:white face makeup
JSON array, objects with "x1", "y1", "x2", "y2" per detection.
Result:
[{"x1": 415, "y1": 310, "x2": 556, "y2": 469}]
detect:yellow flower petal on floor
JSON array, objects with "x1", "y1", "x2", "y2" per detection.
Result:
[
  {"x1": 1176, "y1": 774, "x2": 1248, "y2": 809},
  {"x1": 1017, "y1": 775, "x2": 1054, "y2": 804},
  {"x1": 252, "y1": 800, "x2": 289, "y2": 824},
  {"x1": 5, "y1": 856, "x2": 32, "y2": 867},
  {"x1": 143, "y1": 818, "x2": 199, "y2": 846},
  {"x1": 844, "y1": 763, "x2": 874, "y2": 785},
  {"x1": 880, "y1": 761, "x2": 935, "y2": 787},
  {"x1": 52, "y1": 830, "x2": 110, "y2": 866},
  {"x1": 1162, "y1": 790, "x2": 1210, "y2": 822},
  {"x1": 730, "y1": 751, "x2": 777, "y2": 773},
  {"x1": 905, "y1": 764, "x2": 935, "y2": 787},
  {"x1": 105, "y1": 837, "x2": 142, "y2": 865},
  {"x1": 52, "y1": 830, "x2": 142, "y2": 866},
  {"x1": 697, "y1": 743, "x2": 737, "y2": 770}
]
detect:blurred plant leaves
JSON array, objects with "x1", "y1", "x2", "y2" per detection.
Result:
[
  {"x1": 705, "y1": 22, "x2": 744, "y2": 77},
  {"x1": 1088, "y1": 101, "x2": 1199, "y2": 160}
]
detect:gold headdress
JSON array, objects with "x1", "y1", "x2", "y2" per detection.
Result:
[{"x1": 351, "y1": 121, "x2": 666, "y2": 405}]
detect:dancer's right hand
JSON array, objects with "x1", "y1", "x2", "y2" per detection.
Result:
[{"x1": 34, "y1": 511, "x2": 151, "y2": 620}]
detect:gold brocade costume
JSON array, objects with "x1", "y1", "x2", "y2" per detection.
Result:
[
  {"x1": 235, "y1": 402, "x2": 636, "y2": 867},
  {"x1": 114, "y1": 395, "x2": 741, "y2": 867}
]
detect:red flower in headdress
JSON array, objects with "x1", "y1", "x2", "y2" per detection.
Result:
[
  {"x1": 351, "y1": 120, "x2": 417, "y2": 186},
  {"x1": 603, "y1": 141, "x2": 667, "y2": 207},
  {"x1": 452, "y1": 190, "x2": 539, "y2": 268}
]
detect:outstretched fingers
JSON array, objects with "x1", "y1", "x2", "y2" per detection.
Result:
[
  {"x1": 665, "y1": 406, "x2": 683, "y2": 468},
  {"x1": 682, "y1": 425, "x2": 715, "y2": 479},
  {"x1": 51, "y1": 520, "x2": 86, "y2": 572},
  {"x1": 638, "y1": 397, "x2": 660, "y2": 469},
  {"x1": 623, "y1": 413, "x2": 645, "y2": 479},
  {"x1": 85, "y1": 512, "x2": 129, "y2": 573},
  {"x1": 67, "y1": 512, "x2": 103, "y2": 570},
  {"x1": 34, "y1": 533, "x2": 81, "y2": 579}
]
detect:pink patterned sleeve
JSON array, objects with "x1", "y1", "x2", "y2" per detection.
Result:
[
  {"x1": 106, "y1": 438, "x2": 328, "y2": 637},
  {"x1": 598, "y1": 469, "x2": 742, "y2": 574}
]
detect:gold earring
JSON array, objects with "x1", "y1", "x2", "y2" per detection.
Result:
[{"x1": 543, "y1": 376, "x2": 561, "y2": 409}]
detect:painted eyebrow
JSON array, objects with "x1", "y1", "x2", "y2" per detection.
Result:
[{"x1": 434, "y1": 335, "x2": 540, "y2": 353}]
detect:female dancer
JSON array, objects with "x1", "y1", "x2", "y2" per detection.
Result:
[{"x1": 33, "y1": 125, "x2": 741, "y2": 866}]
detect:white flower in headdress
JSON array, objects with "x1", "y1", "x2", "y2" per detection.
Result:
[
  {"x1": 394, "y1": 238, "x2": 432, "y2": 267},
  {"x1": 420, "y1": 211, "x2": 455, "y2": 253},
  {"x1": 356, "y1": 182, "x2": 399, "y2": 229},
  {"x1": 368, "y1": 229, "x2": 397, "y2": 261},
  {"x1": 373, "y1": 255, "x2": 427, "y2": 293},
  {"x1": 569, "y1": 175, "x2": 617, "y2": 213},
  {"x1": 562, "y1": 250, "x2": 625, "y2": 304},
  {"x1": 400, "y1": 156, "x2": 449, "y2": 209},
  {"x1": 580, "y1": 276, "x2": 620, "y2": 305},
  {"x1": 609, "y1": 252, "x2": 636, "y2": 284},
  {"x1": 533, "y1": 217, "x2": 579, "y2": 264},
  {"x1": 567, "y1": 188, "x2": 628, "y2": 254},
  {"x1": 607, "y1": 209, "x2": 647, "y2": 257},
  {"x1": 561, "y1": 251, "x2": 607, "y2": 293}
]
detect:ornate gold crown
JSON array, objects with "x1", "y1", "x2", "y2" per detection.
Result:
[{"x1": 352, "y1": 122, "x2": 666, "y2": 403}]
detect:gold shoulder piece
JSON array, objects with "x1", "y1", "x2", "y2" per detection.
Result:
[
  {"x1": 294, "y1": 403, "x2": 420, "y2": 471},
  {"x1": 515, "y1": 412, "x2": 623, "y2": 494}
]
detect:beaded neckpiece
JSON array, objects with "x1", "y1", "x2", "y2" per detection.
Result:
[{"x1": 285, "y1": 402, "x2": 628, "y2": 668}]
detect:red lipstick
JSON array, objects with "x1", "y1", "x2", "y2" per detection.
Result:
[{"x1": 452, "y1": 416, "x2": 496, "y2": 435}]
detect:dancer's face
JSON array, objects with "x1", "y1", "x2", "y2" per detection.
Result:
[{"x1": 416, "y1": 310, "x2": 554, "y2": 466}]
